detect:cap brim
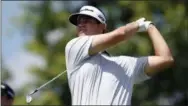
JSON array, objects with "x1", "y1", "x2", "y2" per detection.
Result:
[
  {"x1": 69, "y1": 13, "x2": 97, "y2": 26},
  {"x1": 69, "y1": 13, "x2": 79, "y2": 26}
]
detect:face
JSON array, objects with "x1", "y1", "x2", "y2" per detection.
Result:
[
  {"x1": 77, "y1": 15, "x2": 105, "y2": 36},
  {"x1": 1, "y1": 96, "x2": 14, "y2": 106}
]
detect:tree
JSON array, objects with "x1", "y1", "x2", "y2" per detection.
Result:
[
  {"x1": 13, "y1": 1, "x2": 188, "y2": 105},
  {"x1": 1, "y1": 60, "x2": 12, "y2": 82}
]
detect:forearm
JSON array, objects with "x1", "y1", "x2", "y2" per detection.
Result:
[
  {"x1": 118, "y1": 21, "x2": 139, "y2": 40},
  {"x1": 89, "y1": 21, "x2": 139, "y2": 55},
  {"x1": 147, "y1": 25, "x2": 172, "y2": 57}
]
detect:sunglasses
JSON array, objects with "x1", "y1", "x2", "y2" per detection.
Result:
[{"x1": 77, "y1": 15, "x2": 100, "y2": 24}]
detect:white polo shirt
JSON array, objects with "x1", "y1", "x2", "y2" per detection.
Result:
[{"x1": 65, "y1": 36, "x2": 150, "y2": 105}]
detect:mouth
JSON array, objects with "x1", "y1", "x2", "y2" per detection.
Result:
[
  {"x1": 79, "y1": 28, "x2": 86, "y2": 31},
  {"x1": 79, "y1": 29, "x2": 87, "y2": 33}
]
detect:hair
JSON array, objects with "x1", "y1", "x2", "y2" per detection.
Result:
[
  {"x1": 82, "y1": 15, "x2": 106, "y2": 34},
  {"x1": 93, "y1": 7, "x2": 107, "y2": 34},
  {"x1": 91, "y1": 18, "x2": 106, "y2": 34},
  {"x1": 83, "y1": 6, "x2": 107, "y2": 34}
]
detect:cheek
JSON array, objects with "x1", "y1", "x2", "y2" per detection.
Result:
[{"x1": 88, "y1": 25, "x2": 98, "y2": 32}]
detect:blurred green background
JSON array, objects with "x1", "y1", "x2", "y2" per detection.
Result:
[{"x1": 2, "y1": 0, "x2": 188, "y2": 105}]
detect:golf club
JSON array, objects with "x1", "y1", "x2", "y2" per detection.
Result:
[{"x1": 26, "y1": 70, "x2": 67, "y2": 104}]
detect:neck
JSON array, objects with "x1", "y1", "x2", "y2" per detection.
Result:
[
  {"x1": 77, "y1": 31, "x2": 103, "y2": 37},
  {"x1": 78, "y1": 33, "x2": 86, "y2": 37}
]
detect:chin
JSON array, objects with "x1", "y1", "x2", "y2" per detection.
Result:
[
  {"x1": 79, "y1": 30, "x2": 89, "y2": 34},
  {"x1": 77, "y1": 31, "x2": 85, "y2": 36}
]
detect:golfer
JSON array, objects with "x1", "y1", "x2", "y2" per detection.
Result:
[{"x1": 65, "y1": 5, "x2": 174, "y2": 105}]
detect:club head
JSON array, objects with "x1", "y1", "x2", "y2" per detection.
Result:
[{"x1": 26, "y1": 95, "x2": 33, "y2": 104}]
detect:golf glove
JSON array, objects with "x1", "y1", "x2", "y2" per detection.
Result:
[{"x1": 136, "y1": 17, "x2": 153, "y2": 32}]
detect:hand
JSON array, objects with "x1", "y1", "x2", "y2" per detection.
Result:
[
  {"x1": 147, "y1": 24, "x2": 155, "y2": 30},
  {"x1": 136, "y1": 17, "x2": 153, "y2": 32}
]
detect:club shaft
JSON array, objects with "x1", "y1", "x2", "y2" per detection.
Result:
[
  {"x1": 29, "y1": 89, "x2": 38, "y2": 95},
  {"x1": 36, "y1": 71, "x2": 66, "y2": 91}
]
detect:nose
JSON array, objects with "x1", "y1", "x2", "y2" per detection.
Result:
[
  {"x1": 78, "y1": 21, "x2": 85, "y2": 28},
  {"x1": 78, "y1": 22, "x2": 83, "y2": 27}
]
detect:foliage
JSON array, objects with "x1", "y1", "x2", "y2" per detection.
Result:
[
  {"x1": 1, "y1": 60, "x2": 12, "y2": 82},
  {"x1": 12, "y1": 1, "x2": 188, "y2": 105}
]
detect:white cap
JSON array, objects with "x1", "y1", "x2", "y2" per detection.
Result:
[{"x1": 69, "y1": 5, "x2": 106, "y2": 26}]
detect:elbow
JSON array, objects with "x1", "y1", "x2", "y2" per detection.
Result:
[
  {"x1": 170, "y1": 57, "x2": 174, "y2": 66},
  {"x1": 165, "y1": 56, "x2": 174, "y2": 67}
]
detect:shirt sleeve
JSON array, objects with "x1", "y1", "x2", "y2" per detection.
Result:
[
  {"x1": 65, "y1": 36, "x2": 93, "y2": 70},
  {"x1": 118, "y1": 56, "x2": 151, "y2": 84}
]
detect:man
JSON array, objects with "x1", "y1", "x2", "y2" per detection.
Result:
[
  {"x1": 65, "y1": 5, "x2": 174, "y2": 105},
  {"x1": 1, "y1": 82, "x2": 15, "y2": 106}
]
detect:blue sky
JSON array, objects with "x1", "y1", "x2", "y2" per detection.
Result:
[
  {"x1": 1, "y1": 1, "x2": 85, "y2": 91},
  {"x1": 2, "y1": 1, "x2": 45, "y2": 90},
  {"x1": 2, "y1": 1, "x2": 24, "y2": 58}
]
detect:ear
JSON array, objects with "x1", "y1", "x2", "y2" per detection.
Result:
[
  {"x1": 100, "y1": 24, "x2": 107, "y2": 33},
  {"x1": 102, "y1": 24, "x2": 106, "y2": 29}
]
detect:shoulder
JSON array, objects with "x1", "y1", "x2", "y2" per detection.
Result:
[
  {"x1": 65, "y1": 36, "x2": 91, "y2": 50},
  {"x1": 65, "y1": 36, "x2": 93, "y2": 70},
  {"x1": 65, "y1": 37, "x2": 79, "y2": 50}
]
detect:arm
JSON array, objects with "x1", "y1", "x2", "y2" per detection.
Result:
[
  {"x1": 145, "y1": 24, "x2": 174, "y2": 76},
  {"x1": 89, "y1": 22, "x2": 139, "y2": 55},
  {"x1": 65, "y1": 19, "x2": 143, "y2": 68}
]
